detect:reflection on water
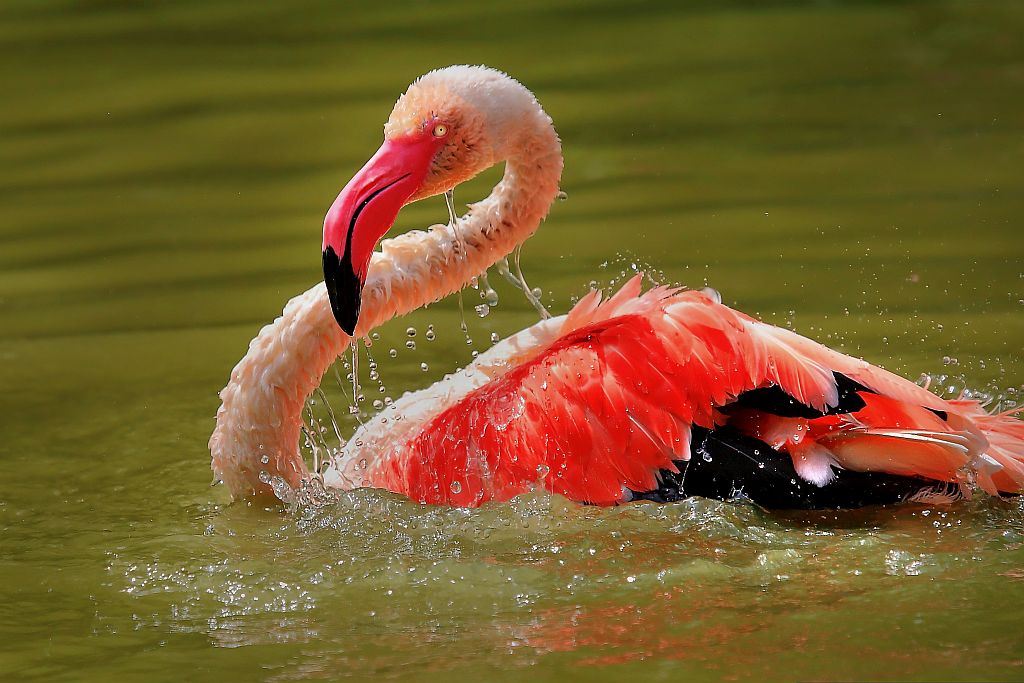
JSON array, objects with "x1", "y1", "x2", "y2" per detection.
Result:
[
  {"x1": 109, "y1": 489, "x2": 1024, "y2": 679},
  {"x1": 2, "y1": 0, "x2": 1023, "y2": 680}
]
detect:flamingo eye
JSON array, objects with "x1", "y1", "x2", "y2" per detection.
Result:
[{"x1": 432, "y1": 123, "x2": 448, "y2": 138}]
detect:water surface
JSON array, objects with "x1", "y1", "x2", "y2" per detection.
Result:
[{"x1": 2, "y1": 1, "x2": 1023, "y2": 680}]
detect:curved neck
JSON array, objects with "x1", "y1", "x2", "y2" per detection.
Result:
[
  {"x1": 210, "y1": 120, "x2": 562, "y2": 499},
  {"x1": 357, "y1": 122, "x2": 562, "y2": 334}
]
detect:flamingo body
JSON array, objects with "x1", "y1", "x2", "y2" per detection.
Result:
[{"x1": 349, "y1": 278, "x2": 1024, "y2": 507}]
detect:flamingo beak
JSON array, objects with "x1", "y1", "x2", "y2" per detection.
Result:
[{"x1": 322, "y1": 134, "x2": 439, "y2": 335}]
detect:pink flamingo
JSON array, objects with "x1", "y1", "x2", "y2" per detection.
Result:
[{"x1": 210, "y1": 65, "x2": 1024, "y2": 508}]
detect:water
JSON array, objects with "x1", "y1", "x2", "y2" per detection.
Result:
[{"x1": 2, "y1": 0, "x2": 1023, "y2": 680}]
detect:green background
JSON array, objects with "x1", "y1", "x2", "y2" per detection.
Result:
[{"x1": 1, "y1": 1, "x2": 1022, "y2": 680}]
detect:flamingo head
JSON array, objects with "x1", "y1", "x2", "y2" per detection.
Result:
[{"x1": 322, "y1": 65, "x2": 532, "y2": 335}]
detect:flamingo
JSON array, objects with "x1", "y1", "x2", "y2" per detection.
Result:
[{"x1": 209, "y1": 65, "x2": 1024, "y2": 509}]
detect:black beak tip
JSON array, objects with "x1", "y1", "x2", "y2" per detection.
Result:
[{"x1": 322, "y1": 246, "x2": 362, "y2": 337}]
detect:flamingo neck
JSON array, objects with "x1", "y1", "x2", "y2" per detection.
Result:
[{"x1": 209, "y1": 111, "x2": 561, "y2": 499}]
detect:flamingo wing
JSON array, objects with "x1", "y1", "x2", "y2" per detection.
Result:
[{"x1": 369, "y1": 278, "x2": 1024, "y2": 507}]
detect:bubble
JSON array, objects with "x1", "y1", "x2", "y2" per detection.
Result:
[
  {"x1": 406, "y1": 327, "x2": 417, "y2": 338},
  {"x1": 450, "y1": 480, "x2": 462, "y2": 494},
  {"x1": 475, "y1": 304, "x2": 490, "y2": 318}
]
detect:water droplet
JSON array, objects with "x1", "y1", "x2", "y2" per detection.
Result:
[
  {"x1": 348, "y1": 406, "x2": 359, "y2": 415},
  {"x1": 701, "y1": 286, "x2": 723, "y2": 304},
  {"x1": 389, "y1": 348, "x2": 398, "y2": 358},
  {"x1": 471, "y1": 350, "x2": 479, "y2": 358},
  {"x1": 359, "y1": 458, "x2": 367, "y2": 470},
  {"x1": 406, "y1": 340, "x2": 417, "y2": 350},
  {"x1": 369, "y1": 370, "x2": 379, "y2": 381},
  {"x1": 260, "y1": 454, "x2": 270, "y2": 465},
  {"x1": 531, "y1": 287, "x2": 542, "y2": 299},
  {"x1": 357, "y1": 393, "x2": 365, "y2": 403},
  {"x1": 425, "y1": 330, "x2": 436, "y2": 341},
  {"x1": 466, "y1": 337, "x2": 474, "y2": 346},
  {"x1": 484, "y1": 289, "x2": 499, "y2": 306},
  {"x1": 420, "y1": 362, "x2": 429, "y2": 372},
  {"x1": 536, "y1": 464, "x2": 550, "y2": 477},
  {"x1": 258, "y1": 470, "x2": 270, "y2": 484},
  {"x1": 372, "y1": 399, "x2": 383, "y2": 410},
  {"x1": 450, "y1": 480, "x2": 462, "y2": 494},
  {"x1": 475, "y1": 304, "x2": 490, "y2": 318},
  {"x1": 490, "y1": 332, "x2": 500, "y2": 344},
  {"x1": 556, "y1": 190, "x2": 568, "y2": 201},
  {"x1": 406, "y1": 327, "x2": 417, "y2": 337},
  {"x1": 371, "y1": 332, "x2": 380, "y2": 340}
]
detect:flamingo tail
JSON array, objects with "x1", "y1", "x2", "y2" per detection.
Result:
[
  {"x1": 786, "y1": 393, "x2": 1024, "y2": 497},
  {"x1": 947, "y1": 401, "x2": 1024, "y2": 495}
]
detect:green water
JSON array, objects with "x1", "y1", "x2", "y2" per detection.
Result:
[{"x1": 2, "y1": 1, "x2": 1023, "y2": 680}]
